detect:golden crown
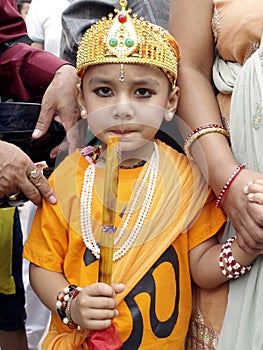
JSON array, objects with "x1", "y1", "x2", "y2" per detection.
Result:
[{"x1": 76, "y1": 0, "x2": 180, "y2": 88}]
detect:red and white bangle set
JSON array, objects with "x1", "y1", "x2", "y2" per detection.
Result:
[{"x1": 219, "y1": 236, "x2": 252, "y2": 279}]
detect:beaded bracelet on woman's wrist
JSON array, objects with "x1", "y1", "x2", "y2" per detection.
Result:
[{"x1": 215, "y1": 163, "x2": 246, "y2": 208}]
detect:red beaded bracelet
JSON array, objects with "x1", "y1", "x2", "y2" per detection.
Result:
[{"x1": 215, "y1": 163, "x2": 246, "y2": 208}]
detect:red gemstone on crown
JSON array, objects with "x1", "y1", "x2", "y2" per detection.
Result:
[{"x1": 118, "y1": 14, "x2": 127, "y2": 23}]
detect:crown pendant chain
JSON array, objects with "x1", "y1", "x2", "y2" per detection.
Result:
[{"x1": 80, "y1": 142, "x2": 159, "y2": 261}]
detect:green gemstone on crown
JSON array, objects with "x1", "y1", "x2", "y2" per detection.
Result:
[
  {"x1": 109, "y1": 38, "x2": 118, "y2": 47},
  {"x1": 125, "y1": 38, "x2": 134, "y2": 47}
]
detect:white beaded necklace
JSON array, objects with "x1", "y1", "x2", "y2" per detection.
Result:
[{"x1": 80, "y1": 142, "x2": 159, "y2": 261}]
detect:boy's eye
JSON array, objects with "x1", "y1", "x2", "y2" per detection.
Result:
[
  {"x1": 94, "y1": 87, "x2": 113, "y2": 97},
  {"x1": 135, "y1": 88, "x2": 152, "y2": 97}
]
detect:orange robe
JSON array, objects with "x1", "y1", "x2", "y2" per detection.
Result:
[{"x1": 23, "y1": 140, "x2": 225, "y2": 349}]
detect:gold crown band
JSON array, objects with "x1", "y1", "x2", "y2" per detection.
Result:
[{"x1": 76, "y1": 0, "x2": 180, "y2": 88}]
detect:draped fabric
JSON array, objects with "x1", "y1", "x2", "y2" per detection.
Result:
[
  {"x1": 0, "y1": 0, "x2": 68, "y2": 101},
  {"x1": 213, "y1": 0, "x2": 263, "y2": 66},
  {"x1": 208, "y1": 1, "x2": 263, "y2": 348},
  {"x1": 212, "y1": 0, "x2": 263, "y2": 125},
  {"x1": 0, "y1": 0, "x2": 27, "y2": 44},
  {"x1": 24, "y1": 140, "x2": 225, "y2": 349},
  {"x1": 217, "y1": 34, "x2": 263, "y2": 350},
  {"x1": 188, "y1": 2, "x2": 263, "y2": 349},
  {"x1": 0, "y1": 207, "x2": 16, "y2": 294}
]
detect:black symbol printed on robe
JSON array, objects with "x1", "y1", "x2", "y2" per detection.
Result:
[
  {"x1": 83, "y1": 245, "x2": 180, "y2": 349},
  {"x1": 121, "y1": 245, "x2": 180, "y2": 349}
]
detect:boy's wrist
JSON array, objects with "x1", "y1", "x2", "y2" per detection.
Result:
[{"x1": 56, "y1": 284, "x2": 82, "y2": 330}]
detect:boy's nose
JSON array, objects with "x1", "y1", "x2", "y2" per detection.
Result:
[{"x1": 112, "y1": 102, "x2": 134, "y2": 120}]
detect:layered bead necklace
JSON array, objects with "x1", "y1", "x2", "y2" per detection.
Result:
[{"x1": 80, "y1": 142, "x2": 159, "y2": 261}]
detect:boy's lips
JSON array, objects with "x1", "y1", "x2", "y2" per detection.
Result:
[{"x1": 110, "y1": 129, "x2": 136, "y2": 135}]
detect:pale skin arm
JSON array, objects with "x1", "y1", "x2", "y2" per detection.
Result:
[
  {"x1": 29, "y1": 263, "x2": 125, "y2": 331},
  {"x1": 189, "y1": 230, "x2": 258, "y2": 289},
  {"x1": 169, "y1": 0, "x2": 263, "y2": 254}
]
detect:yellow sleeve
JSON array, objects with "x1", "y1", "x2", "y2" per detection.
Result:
[
  {"x1": 23, "y1": 196, "x2": 69, "y2": 273},
  {"x1": 188, "y1": 189, "x2": 226, "y2": 251}
]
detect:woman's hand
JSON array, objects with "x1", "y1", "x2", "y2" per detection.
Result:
[
  {"x1": 244, "y1": 179, "x2": 263, "y2": 207},
  {"x1": 70, "y1": 282, "x2": 125, "y2": 331},
  {"x1": 222, "y1": 169, "x2": 263, "y2": 254}
]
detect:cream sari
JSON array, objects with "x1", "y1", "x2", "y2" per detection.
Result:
[
  {"x1": 216, "y1": 34, "x2": 263, "y2": 350},
  {"x1": 188, "y1": 1, "x2": 263, "y2": 348}
]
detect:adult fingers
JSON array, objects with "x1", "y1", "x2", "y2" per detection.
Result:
[
  {"x1": 22, "y1": 167, "x2": 57, "y2": 206},
  {"x1": 0, "y1": 142, "x2": 56, "y2": 206},
  {"x1": 32, "y1": 95, "x2": 55, "y2": 139},
  {"x1": 32, "y1": 65, "x2": 81, "y2": 154},
  {"x1": 35, "y1": 65, "x2": 80, "y2": 137},
  {"x1": 223, "y1": 200, "x2": 263, "y2": 253}
]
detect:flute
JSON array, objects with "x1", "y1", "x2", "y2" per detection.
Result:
[{"x1": 98, "y1": 136, "x2": 119, "y2": 285}]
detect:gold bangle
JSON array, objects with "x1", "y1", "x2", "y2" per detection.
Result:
[{"x1": 184, "y1": 127, "x2": 230, "y2": 160}]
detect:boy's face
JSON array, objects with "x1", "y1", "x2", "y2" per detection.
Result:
[{"x1": 77, "y1": 64, "x2": 179, "y2": 154}]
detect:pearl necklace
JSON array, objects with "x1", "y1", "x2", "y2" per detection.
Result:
[{"x1": 80, "y1": 142, "x2": 159, "y2": 261}]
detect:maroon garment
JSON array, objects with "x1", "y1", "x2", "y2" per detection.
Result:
[
  {"x1": 0, "y1": 0, "x2": 69, "y2": 102},
  {"x1": 0, "y1": 0, "x2": 27, "y2": 44}
]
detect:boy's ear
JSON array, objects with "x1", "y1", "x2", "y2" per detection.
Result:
[
  {"x1": 76, "y1": 83, "x2": 85, "y2": 109},
  {"x1": 164, "y1": 87, "x2": 179, "y2": 122},
  {"x1": 166, "y1": 86, "x2": 180, "y2": 115},
  {"x1": 76, "y1": 83, "x2": 88, "y2": 119}
]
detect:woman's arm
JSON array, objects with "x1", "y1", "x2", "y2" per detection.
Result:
[
  {"x1": 169, "y1": 0, "x2": 237, "y2": 191},
  {"x1": 169, "y1": 0, "x2": 263, "y2": 253}
]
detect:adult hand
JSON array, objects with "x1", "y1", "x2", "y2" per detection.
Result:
[
  {"x1": 222, "y1": 169, "x2": 263, "y2": 254},
  {"x1": 0, "y1": 141, "x2": 56, "y2": 206},
  {"x1": 32, "y1": 64, "x2": 81, "y2": 155}
]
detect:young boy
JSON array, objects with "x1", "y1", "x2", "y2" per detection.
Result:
[{"x1": 23, "y1": 1, "x2": 258, "y2": 349}]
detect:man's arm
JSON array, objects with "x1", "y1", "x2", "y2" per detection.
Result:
[
  {"x1": 0, "y1": 0, "x2": 80, "y2": 204},
  {"x1": 0, "y1": 44, "x2": 68, "y2": 101}
]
